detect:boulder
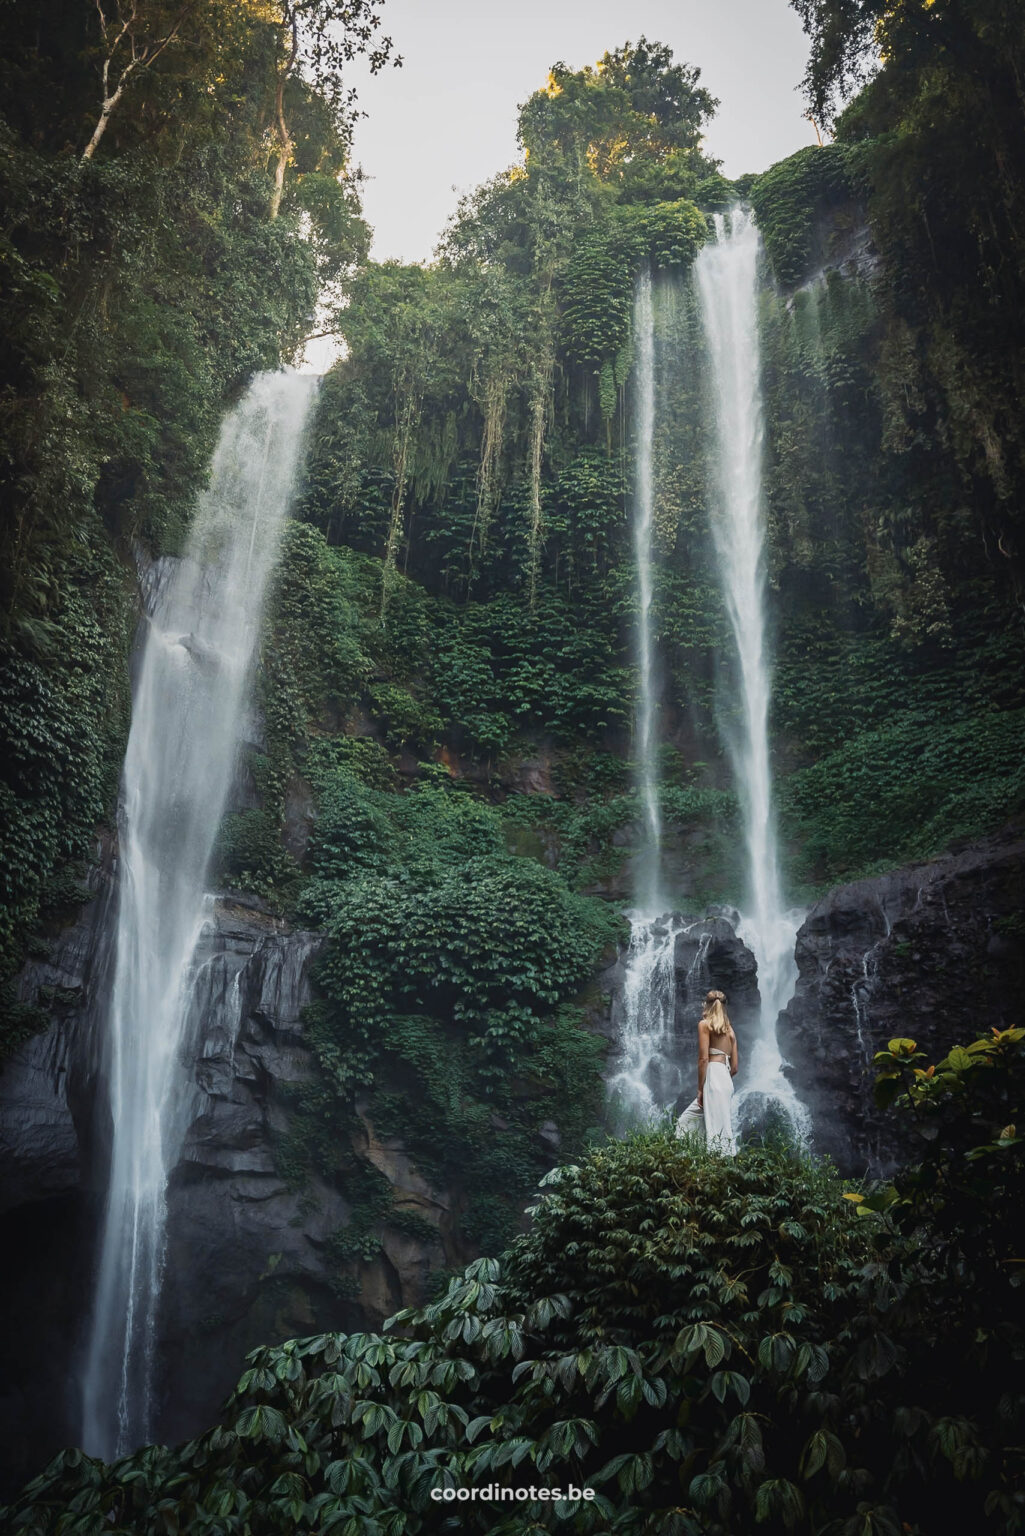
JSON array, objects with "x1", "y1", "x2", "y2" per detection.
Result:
[{"x1": 779, "y1": 831, "x2": 1025, "y2": 1172}]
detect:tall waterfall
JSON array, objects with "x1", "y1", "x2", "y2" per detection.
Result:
[
  {"x1": 632, "y1": 269, "x2": 662, "y2": 915},
  {"x1": 695, "y1": 210, "x2": 806, "y2": 1133},
  {"x1": 607, "y1": 273, "x2": 679, "y2": 1124},
  {"x1": 82, "y1": 371, "x2": 317, "y2": 1460}
]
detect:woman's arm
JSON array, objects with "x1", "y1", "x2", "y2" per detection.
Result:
[
  {"x1": 730, "y1": 1030, "x2": 739, "y2": 1077},
  {"x1": 697, "y1": 1021, "x2": 709, "y2": 1107}
]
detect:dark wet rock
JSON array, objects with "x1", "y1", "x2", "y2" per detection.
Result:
[
  {"x1": 538, "y1": 1119, "x2": 561, "y2": 1151},
  {"x1": 779, "y1": 831, "x2": 1025, "y2": 1174},
  {"x1": 282, "y1": 776, "x2": 315, "y2": 861},
  {"x1": 0, "y1": 833, "x2": 117, "y2": 1213},
  {"x1": 736, "y1": 1094, "x2": 795, "y2": 1146},
  {"x1": 0, "y1": 891, "x2": 465, "y2": 1486},
  {"x1": 0, "y1": 837, "x2": 118, "y2": 1492},
  {"x1": 673, "y1": 916, "x2": 760, "y2": 1016}
]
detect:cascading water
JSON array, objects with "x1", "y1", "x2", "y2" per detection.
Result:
[
  {"x1": 81, "y1": 370, "x2": 318, "y2": 1460},
  {"x1": 632, "y1": 269, "x2": 662, "y2": 916},
  {"x1": 695, "y1": 209, "x2": 807, "y2": 1135},
  {"x1": 606, "y1": 270, "x2": 679, "y2": 1124},
  {"x1": 606, "y1": 916, "x2": 683, "y2": 1122}
]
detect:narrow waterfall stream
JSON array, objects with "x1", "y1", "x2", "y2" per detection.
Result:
[
  {"x1": 606, "y1": 271, "x2": 679, "y2": 1123},
  {"x1": 632, "y1": 269, "x2": 662, "y2": 915},
  {"x1": 695, "y1": 210, "x2": 807, "y2": 1135},
  {"x1": 81, "y1": 371, "x2": 318, "y2": 1460}
]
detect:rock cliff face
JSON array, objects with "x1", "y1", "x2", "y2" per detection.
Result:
[
  {"x1": 0, "y1": 887, "x2": 462, "y2": 1488},
  {"x1": 779, "y1": 831, "x2": 1025, "y2": 1173},
  {"x1": 0, "y1": 839, "x2": 115, "y2": 1492},
  {"x1": 158, "y1": 898, "x2": 466, "y2": 1447}
]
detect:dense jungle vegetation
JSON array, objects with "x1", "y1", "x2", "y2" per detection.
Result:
[
  {"x1": 6, "y1": 1028, "x2": 1024, "y2": 1533},
  {"x1": 213, "y1": 0, "x2": 1025, "y2": 1255},
  {"x1": 1, "y1": 0, "x2": 1024, "y2": 1524}
]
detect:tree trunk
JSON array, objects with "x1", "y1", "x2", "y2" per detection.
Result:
[
  {"x1": 269, "y1": 75, "x2": 291, "y2": 219},
  {"x1": 82, "y1": 88, "x2": 123, "y2": 161}
]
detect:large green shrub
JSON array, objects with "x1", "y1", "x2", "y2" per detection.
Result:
[
  {"x1": 270, "y1": 770, "x2": 621, "y2": 1250},
  {"x1": 749, "y1": 145, "x2": 863, "y2": 288},
  {"x1": 0, "y1": 1139, "x2": 886, "y2": 1534},
  {"x1": 9, "y1": 1102, "x2": 1023, "y2": 1533}
]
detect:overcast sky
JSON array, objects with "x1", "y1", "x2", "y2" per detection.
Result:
[{"x1": 344, "y1": 0, "x2": 814, "y2": 264}]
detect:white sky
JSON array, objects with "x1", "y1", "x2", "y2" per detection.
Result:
[{"x1": 345, "y1": 0, "x2": 814, "y2": 264}]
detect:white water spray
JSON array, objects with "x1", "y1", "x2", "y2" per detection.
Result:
[
  {"x1": 606, "y1": 916, "x2": 682, "y2": 1122},
  {"x1": 695, "y1": 210, "x2": 807, "y2": 1134},
  {"x1": 82, "y1": 371, "x2": 317, "y2": 1460}
]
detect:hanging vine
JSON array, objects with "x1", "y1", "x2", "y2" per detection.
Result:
[
  {"x1": 380, "y1": 382, "x2": 423, "y2": 620},
  {"x1": 468, "y1": 369, "x2": 507, "y2": 580},
  {"x1": 526, "y1": 338, "x2": 555, "y2": 609}
]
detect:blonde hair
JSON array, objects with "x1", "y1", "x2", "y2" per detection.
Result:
[{"x1": 702, "y1": 989, "x2": 731, "y2": 1038}]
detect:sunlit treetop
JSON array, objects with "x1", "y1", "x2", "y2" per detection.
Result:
[{"x1": 517, "y1": 36, "x2": 719, "y2": 204}]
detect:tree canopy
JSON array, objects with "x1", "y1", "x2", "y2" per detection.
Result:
[{"x1": 790, "y1": 0, "x2": 1025, "y2": 128}]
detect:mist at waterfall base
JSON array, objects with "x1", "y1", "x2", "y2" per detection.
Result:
[
  {"x1": 608, "y1": 218, "x2": 808, "y2": 1139},
  {"x1": 81, "y1": 372, "x2": 318, "y2": 1461}
]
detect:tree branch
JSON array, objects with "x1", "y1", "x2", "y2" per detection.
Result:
[{"x1": 82, "y1": 0, "x2": 199, "y2": 160}]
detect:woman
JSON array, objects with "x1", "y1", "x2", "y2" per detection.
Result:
[{"x1": 674, "y1": 989, "x2": 739, "y2": 1155}]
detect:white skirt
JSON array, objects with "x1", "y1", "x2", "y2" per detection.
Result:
[{"x1": 675, "y1": 1062, "x2": 737, "y2": 1156}]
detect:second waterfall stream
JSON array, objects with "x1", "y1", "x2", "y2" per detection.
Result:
[{"x1": 81, "y1": 371, "x2": 318, "y2": 1461}]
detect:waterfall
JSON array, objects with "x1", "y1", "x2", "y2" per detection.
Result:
[
  {"x1": 695, "y1": 210, "x2": 807, "y2": 1135},
  {"x1": 81, "y1": 370, "x2": 317, "y2": 1460},
  {"x1": 606, "y1": 271, "x2": 675, "y2": 1124},
  {"x1": 632, "y1": 269, "x2": 662, "y2": 915},
  {"x1": 606, "y1": 916, "x2": 684, "y2": 1123}
]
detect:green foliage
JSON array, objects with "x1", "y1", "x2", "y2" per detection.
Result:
[
  {"x1": 270, "y1": 757, "x2": 623, "y2": 1245},
  {"x1": 215, "y1": 809, "x2": 302, "y2": 906},
  {"x1": 308, "y1": 856, "x2": 614, "y2": 1055},
  {"x1": 304, "y1": 734, "x2": 396, "y2": 792},
  {"x1": 749, "y1": 145, "x2": 862, "y2": 287},
  {"x1": 425, "y1": 590, "x2": 633, "y2": 753},
  {"x1": 777, "y1": 0, "x2": 1025, "y2": 657},
  {"x1": 866, "y1": 1026, "x2": 1025, "y2": 1271},
  {"x1": 264, "y1": 524, "x2": 372, "y2": 733},
  {"x1": 751, "y1": 117, "x2": 1025, "y2": 885},
  {"x1": 782, "y1": 708, "x2": 1025, "y2": 883},
  {"x1": 519, "y1": 38, "x2": 719, "y2": 204},
  {"x1": 842, "y1": 1027, "x2": 1025, "y2": 1532},
  {"x1": 8, "y1": 1113, "x2": 1024, "y2": 1532},
  {"x1": 0, "y1": 1140, "x2": 906, "y2": 1533},
  {"x1": 0, "y1": 528, "x2": 130, "y2": 1044},
  {"x1": 560, "y1": 200, "x2": 706, "y2": 370}
]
